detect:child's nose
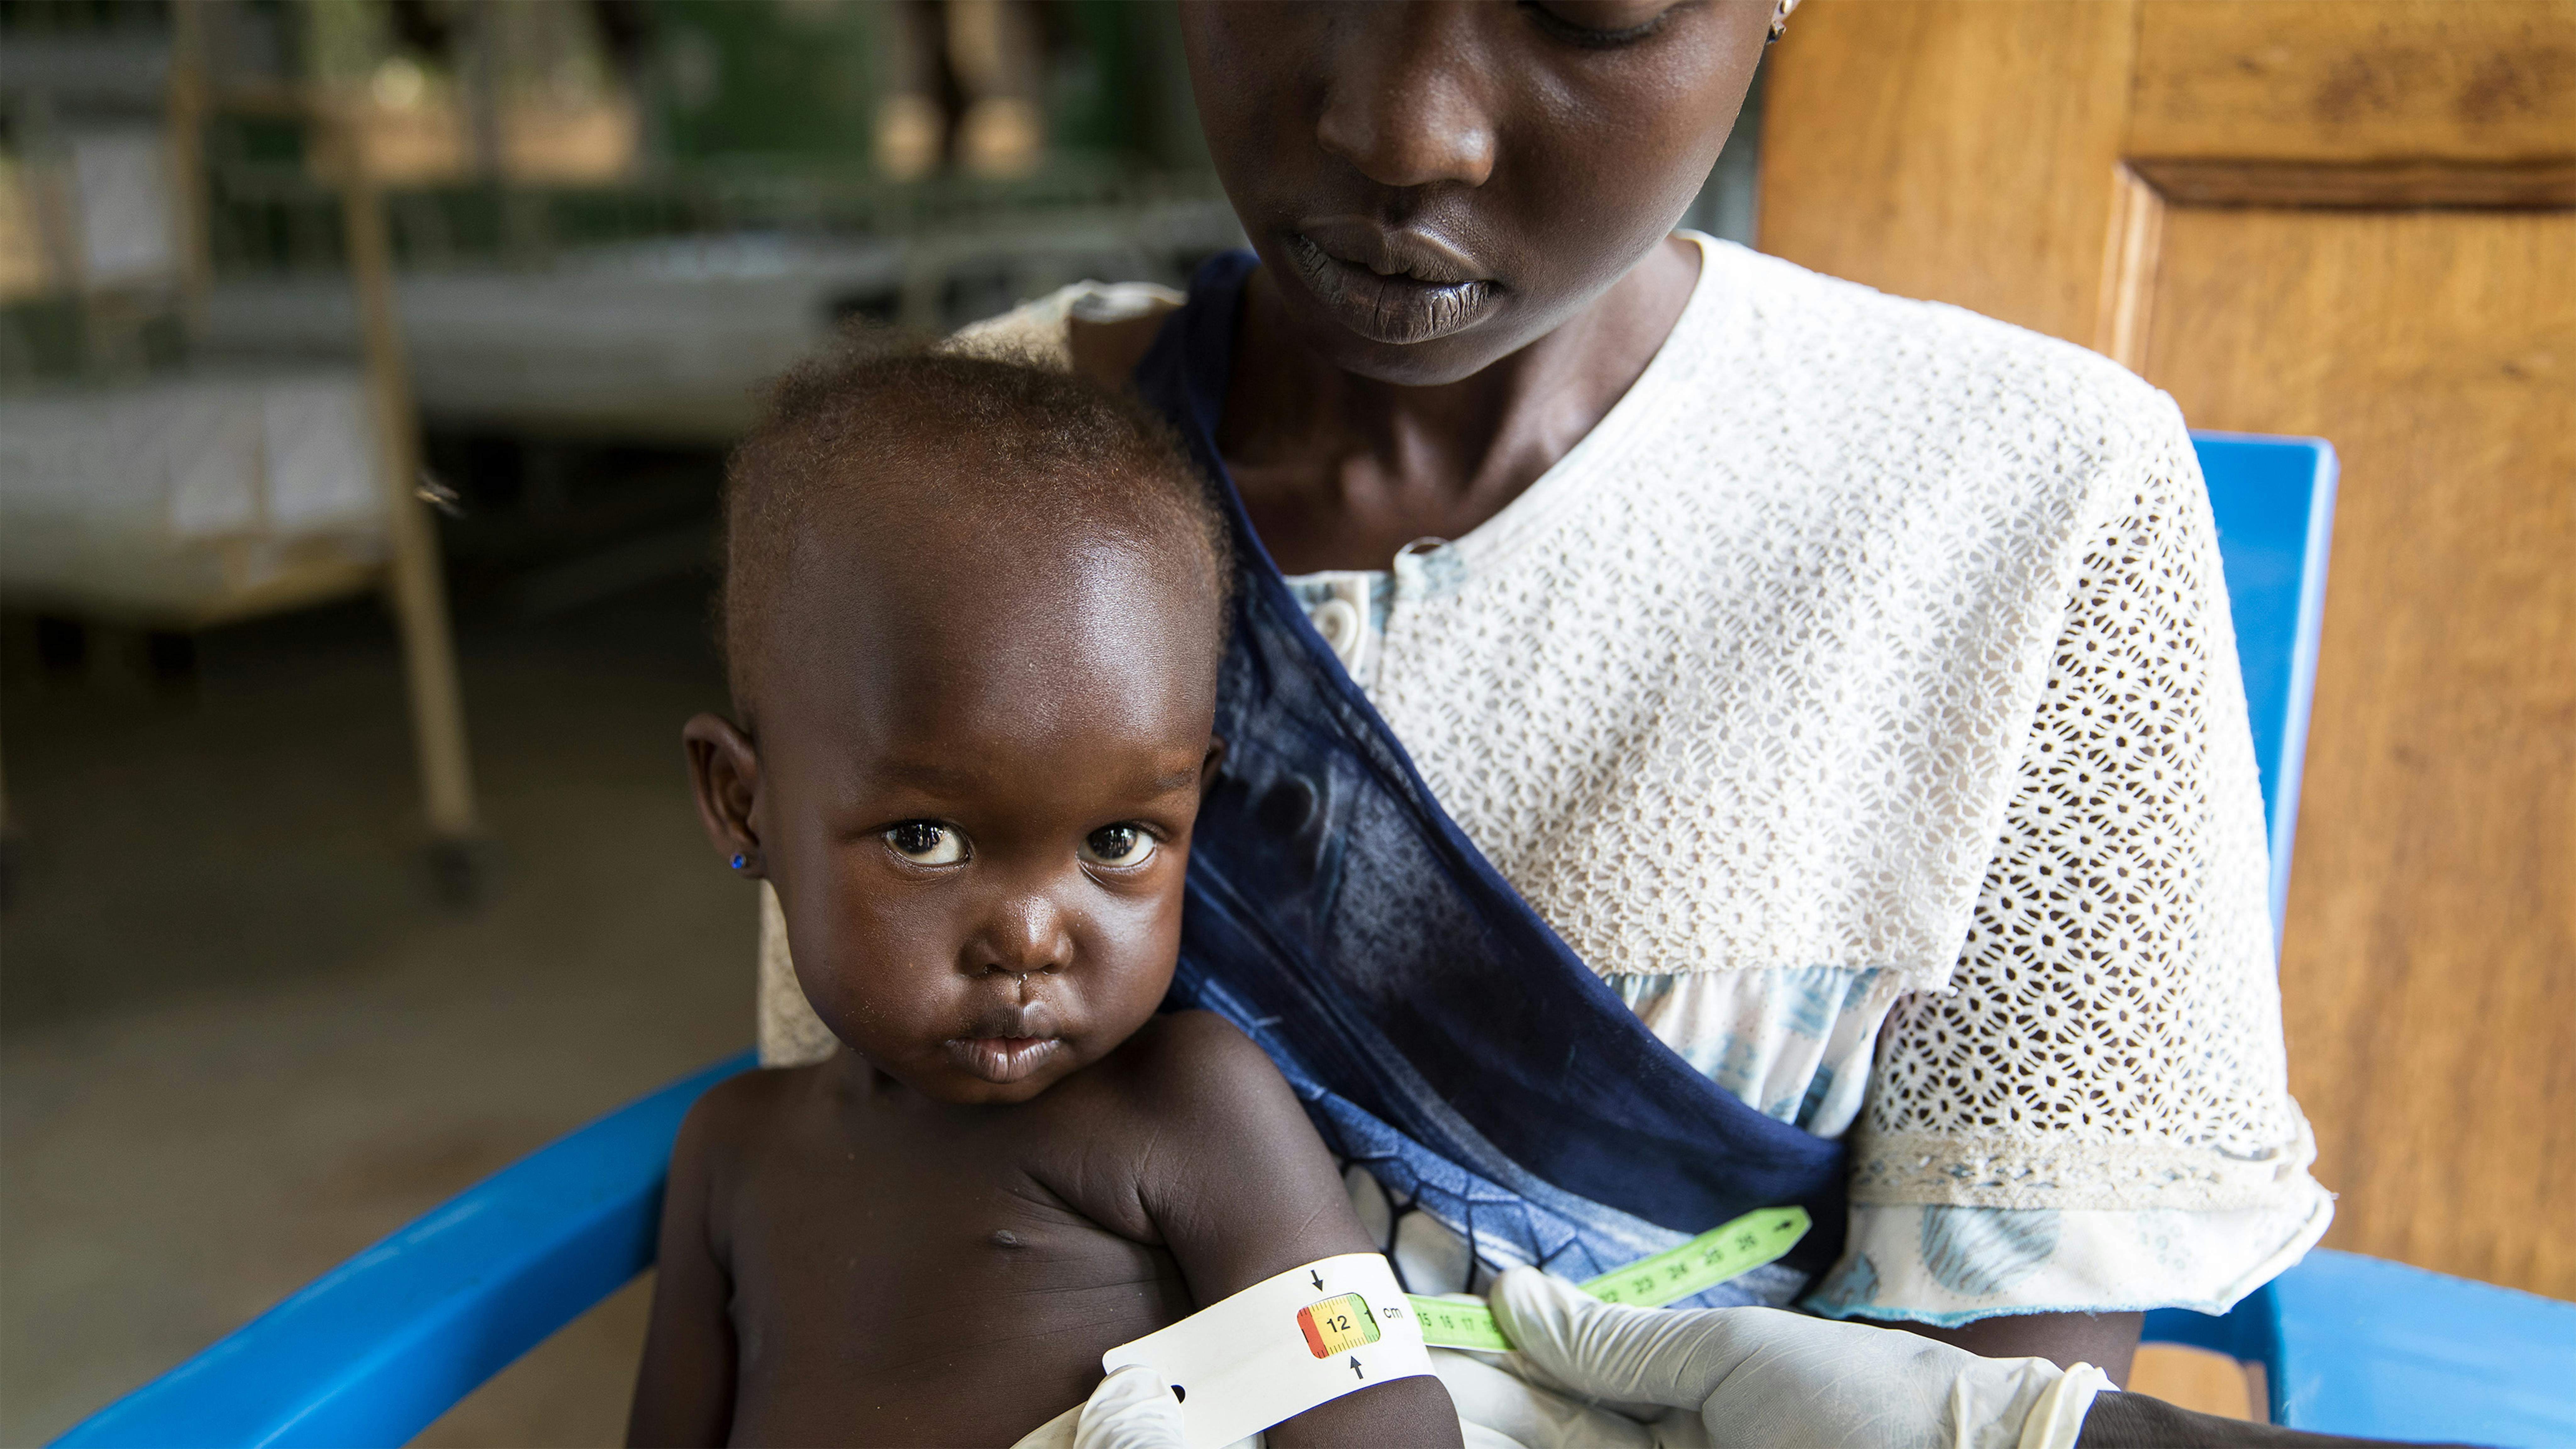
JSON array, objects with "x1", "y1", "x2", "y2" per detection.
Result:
[{"x1": 965, "y1": 892, "x2": 1074, "y2": 978}]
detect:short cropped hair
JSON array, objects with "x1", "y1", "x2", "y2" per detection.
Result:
[{"x1": 717, "y1": 347, "x2": 1231, "y2": 712}]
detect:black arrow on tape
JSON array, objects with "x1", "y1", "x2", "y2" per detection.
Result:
[
  {"x1": 1311, "y1": 1269, "x2": 1324, "y2": 1291},
  {"x1": 1349, "y1": 1356, "x2": 1363, "y2": 1380}
]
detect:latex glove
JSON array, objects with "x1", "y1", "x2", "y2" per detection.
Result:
[
  {"x1": 1433, "y1": 1346, "x2": 1665, "y2": 1449},
  {"x1": 1489, "y1": 1266, "x2": 2109, "y2": 1449},
  {"x1": 1072, "y1": 1364, "x2": 1189, "y2": 1449}
]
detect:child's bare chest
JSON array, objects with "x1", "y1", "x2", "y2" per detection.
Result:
[{"x1": 718, "y1": 1103, "x2": 1191, "y2": 1446}]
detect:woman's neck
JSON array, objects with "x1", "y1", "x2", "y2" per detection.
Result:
[{"x1": 1216, "y1": 235, "x2": 1701, "y2": 575}]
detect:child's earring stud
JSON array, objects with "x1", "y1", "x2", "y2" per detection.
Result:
[{"x1": 730, "y1": 853, "x2": 748, "y2": 870}]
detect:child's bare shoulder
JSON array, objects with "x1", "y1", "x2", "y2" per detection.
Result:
[
  {"x1": 1069, "y1": 1011, "x2": 1340, "y2": 1219},
  {"x1": 681, "y1": 1059, "x2": 814, "y2": 1128},
  {"x1": 1085, "y1": 1009, "x2": 1300, "y2": 1120},
  {"x1": 666, "y1": 1063, "x2": 836, "y2": 1185}
]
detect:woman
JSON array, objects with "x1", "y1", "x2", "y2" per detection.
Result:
[{"x1": 759, "y1": 0, "x2": 2333, "y2": 1440}]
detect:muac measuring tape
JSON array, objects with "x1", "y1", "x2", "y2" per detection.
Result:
[
  {"x1": 1100, "y1": 1206, "x2": 1809, "y2": 1448},
  {"x1": 1403, "y1": 1204, "x2": 1811, "y2": 1352}
]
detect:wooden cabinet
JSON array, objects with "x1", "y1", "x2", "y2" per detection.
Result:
[{"x1": 1762, "y1": 1, "x2": 2573, "y2": 1302}]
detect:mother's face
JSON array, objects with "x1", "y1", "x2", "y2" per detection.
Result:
[{"x1": 1181, "y1": 0, "x2": 1771, "y2": 386}]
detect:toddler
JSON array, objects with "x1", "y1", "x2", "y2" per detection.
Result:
[{"x1": 625, "y1": 352, "x2": 1461, "y2": 1448}]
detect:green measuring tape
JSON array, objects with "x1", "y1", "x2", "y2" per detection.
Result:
[{"x1": 1404, "y1": 1205, "x2": 1811, "y2": 1352}]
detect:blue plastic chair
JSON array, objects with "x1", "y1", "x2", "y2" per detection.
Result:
[{"x1": 57, "y1": 435, "x2": 2576, "y2": 1448}]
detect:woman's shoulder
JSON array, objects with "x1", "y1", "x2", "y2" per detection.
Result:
[
  {"x1": 1690, "y1": 238, "x2": 2184, "y2": 465},
  {"x1": 946, "y1": 280, "x2": 1184, "y2": 382}
]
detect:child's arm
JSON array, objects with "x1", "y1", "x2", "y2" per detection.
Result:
[
  {"x1": 1126, "y1": 1012, "x2": 1465, "y2": 1449},
  {"x1": 626, "y1": 1089, "x2": 742, "y2": 1447}
]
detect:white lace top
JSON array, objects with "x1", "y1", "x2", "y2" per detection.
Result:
[{"x1": 761, "y1": 236, "x2": 2332, "y2": 1324}]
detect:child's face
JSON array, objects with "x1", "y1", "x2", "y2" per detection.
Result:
[{"x1": 688, "y1": 530, "x2": 1222, "y2": 1106}]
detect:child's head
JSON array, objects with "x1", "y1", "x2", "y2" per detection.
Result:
[{"x1": 686, "y1": 350, "x2": 1231, "y2": 1105}]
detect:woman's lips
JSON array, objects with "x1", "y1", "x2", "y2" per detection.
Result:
[
  {"x1": 1281, "y1": 229, "x2": 1498, "y2": 347},
  {"x1": 944, "y1": 1035, "x2": 1064, "y2": 1085}
]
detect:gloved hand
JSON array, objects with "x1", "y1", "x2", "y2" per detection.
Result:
[
  {"x1": 1488, "y1": 1266, "x2": 2110, "y2": 1449},
  {"x1": 1071, "y1": 1364, "x2": 1188, "y2": 1449}
]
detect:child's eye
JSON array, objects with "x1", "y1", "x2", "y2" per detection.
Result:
[
  {"x1": 884, "y1": 821, "x2": 966, "y2": 865},
  {"x1": 1080, "y1": 824, "x2": 1158, "y2": 869}
]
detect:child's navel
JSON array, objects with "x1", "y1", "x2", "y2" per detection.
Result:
[{"x1": 990, "y1": 1228, "x2": 1024, "y2": 1248}]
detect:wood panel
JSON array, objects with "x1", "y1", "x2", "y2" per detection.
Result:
[
  {"x1": 1758, "y1": 0, "x2": 2137, "y2": 343},
  {"x1": 2144, "y1": 207, "x2": 2576, "y2": 1296},
  {"x1": 2128, "y1": 1345, "x2": 2260, "y2": 1423},
  {"x1": 2130, "y1": 0, "x2": 2576, "y2": 162},
  {"x1": 2126, "y1": 157, "x2": 2576, "y2": 210},
  {"x1": 1762, "y1": 0, "x2": 2576, "y2": 1301}
]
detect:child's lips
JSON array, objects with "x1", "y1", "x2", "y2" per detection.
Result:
[{"x1": 944, "y1": 1035, "x2": 1063, "y2": 1085}]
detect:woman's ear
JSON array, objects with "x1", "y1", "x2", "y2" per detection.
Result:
[{"x1": 684, "y1": 713, "x2": 766, "y2": 877}]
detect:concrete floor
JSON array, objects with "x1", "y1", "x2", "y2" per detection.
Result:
[{"x1": 1, "y1": 572, "x2": 750, "y2": 1445}]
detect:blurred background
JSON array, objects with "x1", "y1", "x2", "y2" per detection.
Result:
[
  {"x1": 0, "y1": 2, "x2": 1764, "y2": 1441},
  {"x1": 7, "y1": 0, "x2": 2570, "y2": 1443}
]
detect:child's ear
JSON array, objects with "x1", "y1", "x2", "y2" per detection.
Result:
[
  {"x1": 1202, "y1": 734, "x2": 1228, "y2": 781},
  {"x1": 683, "y1": 713, "x2": 766, "y2": 877}
]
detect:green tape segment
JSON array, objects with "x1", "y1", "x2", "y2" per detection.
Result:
[
  {"x1": 1405, "y1": 1205, "x2": 1810, "y2": 1352},
  {"x1": 1405, "y1": 1294, "x2": 1516, "y2": 1352},
  {"x1": 1579, "y1": 1206, "x2": 1813, "y2": 1307}
]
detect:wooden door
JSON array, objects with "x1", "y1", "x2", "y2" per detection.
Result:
[{"x1": 1760, "y1": 0, "x2": 2574, "y2": 1309}]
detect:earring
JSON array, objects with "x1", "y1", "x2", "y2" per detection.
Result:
[
  {"x1": 730, "y1": 853, "x2": 747, "y2": 870},
  {"x1": 1768, "y1": 0, "x2": 1800, "y2": 42}
]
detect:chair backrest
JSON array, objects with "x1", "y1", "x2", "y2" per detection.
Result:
[{"x1": 2190, "y1": 431, "x2": 2338, "y2": 948}]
